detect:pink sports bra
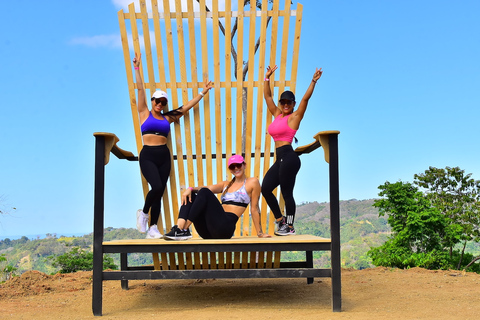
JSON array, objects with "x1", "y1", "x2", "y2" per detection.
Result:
[{"x1": 267, "y1": 114, "x2": 297, "y2": 143}]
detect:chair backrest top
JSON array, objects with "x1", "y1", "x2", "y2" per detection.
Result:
[{"x1": 118, "y1": 0, "x2": 304, "y2": 236}]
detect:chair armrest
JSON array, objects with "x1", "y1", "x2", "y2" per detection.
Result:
[
  {"x1": 295, "y1": 130, "x2": 340, "y2": 163},
  {"x1": 93, "y1": 132, "x2": 138, "y2": 165}
]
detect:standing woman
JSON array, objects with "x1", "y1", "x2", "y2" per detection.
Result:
[
  {"x1": 262, "y1": 65, "x2": 323, "y2": 236},
  {"x1": 164, "y1": 155, "x2": 271, "y2": 240},
  {"x1": 133, "y1": 52, "x2": 213, "y2": 239}
]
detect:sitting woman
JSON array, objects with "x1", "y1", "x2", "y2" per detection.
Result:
[{"x1": 164, "y1": 155, "x2": 271, "y2": 240}]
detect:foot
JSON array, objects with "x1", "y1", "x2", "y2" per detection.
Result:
[
  {"x1": 274, "y1": 216, "x2": 288, "y2": 236},
  {"x1": 136, "y1": 209, "x2": 149, "y2": 233},
  {"x1": 283, "y1": 225, "x2": 296, "y2": 236},
  {"x1": 164, "y1": 225, "x2": 192, "y2": 241},
  {"x1": 275, "y1": 222, "x2": 296, "y2": 236},
  {"x1": 146, "y1": 224, "x2": 163, "y2": 239}
]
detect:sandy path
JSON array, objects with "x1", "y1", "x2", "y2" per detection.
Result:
[{"x1": 1, "y1": 267, "x2": 479, "y2": 319}]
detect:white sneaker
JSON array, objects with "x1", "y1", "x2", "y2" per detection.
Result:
[
  {"x1": 146, "y1": 224, "x2": 163, "y2": 239},
  {"x1": 136, "y1": 209, "x2": 149, "y2": 233}
]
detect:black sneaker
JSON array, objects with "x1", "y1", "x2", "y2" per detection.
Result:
[
  {"x1": 274, "y1": 217, "x2": 288, "y2": 236},
  {"x1": 164, "y1": 225, "x2": 192, "y2": 240}
]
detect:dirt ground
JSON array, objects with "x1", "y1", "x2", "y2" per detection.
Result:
[{"x1": 1, "y1": 267, "x2": 479, "y2": 319}]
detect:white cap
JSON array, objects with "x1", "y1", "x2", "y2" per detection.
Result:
[{"x1": 151, "y1": 90, "x2": 168, "y2": 100}]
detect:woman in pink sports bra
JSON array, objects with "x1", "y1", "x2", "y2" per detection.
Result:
[
  {"x1": 262, "y1": 65, "x2": 323, "y2": 236},
  {"x1": 132, "y1": 52, "x2": 213, "y2": 239}
]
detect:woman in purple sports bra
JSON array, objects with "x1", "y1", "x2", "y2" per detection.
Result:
[
  {"x1": 164, "y1": 155, "x2": 271, "y2": 240},
  {"x1": 262, "y1": 65, "x2": 323, "y2": 236},
  {"x1": 133, "y1": 52, "x2": 213, "y2": 239}
]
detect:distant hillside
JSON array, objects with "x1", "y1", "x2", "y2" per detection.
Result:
[
  {"x1": 1, "y1": 199, "x2": 389, "y2": 275},
  {"x1": 290, "y1": 199, "x2": 390, "y2": 269}
]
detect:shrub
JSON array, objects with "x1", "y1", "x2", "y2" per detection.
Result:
[{"x1": 49, "y1": 247, "x2": 117, "y2": 273}]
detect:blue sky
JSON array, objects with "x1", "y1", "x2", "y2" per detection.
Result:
[{"x1": 1, "y1": 0, "x2": 479, "y2": 239}]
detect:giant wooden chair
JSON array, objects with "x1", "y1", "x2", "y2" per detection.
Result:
[{"x1": 93, "y1": 0, "x2": 341, "y2": 316}]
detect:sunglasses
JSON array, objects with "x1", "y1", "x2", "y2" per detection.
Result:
[
  {"x1": 279, "y1": 99, "x2": 294, "y2": 105},
  {"x1": 228, "y1": 163, "x2": 243, "y2": 170},
  {"x1": 152, "y1": 98, "x2": 168, "y2": 106}
]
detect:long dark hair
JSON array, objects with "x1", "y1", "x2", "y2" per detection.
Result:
[{"x1": 162, "y1": 106, "x2": 184, "y2": 124}]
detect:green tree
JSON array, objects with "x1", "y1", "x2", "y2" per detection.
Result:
[
  {"x1": 414, "y1": 166, "x2": 480, "y2": 268},
  {"x1": 0, "y1": 254, "x2": 17, "y2": 282},
  {"x1": 368, "y1": 181, "x2": 452, "y2": 269},
  {"x1": 49, "y1": 247, "x2": 117, "y2": 274}
]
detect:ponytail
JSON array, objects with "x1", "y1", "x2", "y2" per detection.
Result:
[
  {"x1": 221, "y1": 177, "x2": 236, "y2": 197},
  {"x1": 163, "y1": 106, "x2": 184, "y2": 124}
]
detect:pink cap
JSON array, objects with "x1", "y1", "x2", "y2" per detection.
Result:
[{"x1": 227, "y1": 155, "x2": 245, "y2": 167}]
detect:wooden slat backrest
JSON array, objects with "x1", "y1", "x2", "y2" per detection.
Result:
[{"x1": 118, "y1": 0, "x2": 303, "y2": 267}]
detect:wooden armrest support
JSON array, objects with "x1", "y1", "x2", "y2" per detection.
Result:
[
  {"x1": 93, "y1": 132, "x2": 137, "y2": 165},
  {"x1": 295, "y1": 130, "x2": 340, "y2": 163}
]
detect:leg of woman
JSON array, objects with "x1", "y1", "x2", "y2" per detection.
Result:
[
  {"x1": 139, "y1": 146, "x2": 170, "y2": 236},
  {"x1": 178, "y1": 192, "x2": 196, "y2": 222},
  {"x1": 278, "y1": 146, "x2": 301, "y2": 226},
  {"x1": 148, "y1": 147, "x2": 171, "y2": 227},
  {"x1": 188, "y1": 188, "x2": 237, "y2": 239},
  {"x1": 164, "y1": 192, "x2": 196, "y2": 240},
  {"x1": 261, "y1": 160, "x2": 283, "y2": 220}
]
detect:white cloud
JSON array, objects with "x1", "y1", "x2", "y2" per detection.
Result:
[
  {"x1": 112, "y1": 0, "x2": 143, "y2": 11},
  {"x1": 69, "y1": 34, "x2": 122, "y2": 49},
  {"x1": 71, "y1": 1, "x2": 232, "y2": 49}
]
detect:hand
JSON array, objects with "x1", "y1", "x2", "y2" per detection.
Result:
[
  {"x1": 257, "y1": 232, "x2": 272, "y2": 238},
  {"x1": 312, "y1": 67, "x2": 323, "y2": 82},
  {"x1": 202, "y1": 79, "x2": 213, "y2": 94},
  {"x1": 265, "y1": 65, "x2": 278, "y2": 78},
  {"x1": 181, "y1": 188, "x2": 193, "y2": 205},
  {"x1": 133, "y1": 52, "x2": 141, "y2": 69}
]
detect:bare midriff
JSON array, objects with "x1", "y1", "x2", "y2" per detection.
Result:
[
  {"x1": 142, "y1": 135, "x2": 168, "y2": 146},
  {"x1": 274, "y1": 140, "x2": 292, "y2": 148},
  {"x1": 222, "y1": 204, "x2": 245, "y2": 218}
]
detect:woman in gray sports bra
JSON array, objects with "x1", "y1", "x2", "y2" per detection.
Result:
[{"x1": 164, "y1": 155, "x2": 272, "y2": 240}]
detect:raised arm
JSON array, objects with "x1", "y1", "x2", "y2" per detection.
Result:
[
  {"x1": 248, "y1": 178, "x2": 271, "y2": 238},
  {"x1": 292, "y1": 68, "x2": 323, "y2": 122},
  {"x1": 133, "y1": 53, "x2": 149, "y2": 122},
  {"x1": 169, "y1": 79, "x2": 213, "y2": 122},
  {"x1": 263, "y1": 65, "x2": 281, "y2": 117}
]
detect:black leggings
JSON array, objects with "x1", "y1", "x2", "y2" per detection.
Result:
[
  {"x1": 261, "y1": 145, "x2": 301, "y2": 225},
  {"x1": 178, "y1": 188, "x2": 239, "y2": 239},
  {"x1": 139, "y1": 145, "x2": 171, "y2": 226}
]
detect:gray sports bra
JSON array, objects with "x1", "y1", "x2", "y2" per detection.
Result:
[{"x1": 220, "y1": 180, "x2": 251, "y2": 208}]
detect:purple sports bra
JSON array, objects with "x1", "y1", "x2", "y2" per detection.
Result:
[
  {"x1": 268, "y1": 114, "x2": 297, "y2": 143},
  {"x1": 141, "y1": 112, "x2": 171, "y2": 137}
]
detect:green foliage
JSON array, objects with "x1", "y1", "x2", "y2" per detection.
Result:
[
  {"x1": 369, "y1": 237, "x2": 451, "y2": 270},
  {"x1": 369, "y1": 181, "x2": 453, "y2": 269},
  {"x1": 283, "y1": 199, "x2": 390, "y2": 269},
  {"x1": 0, "y1": 253, "x2": 17, "y2": 282},
  {"x1": 450, "y1": 251, "x2": 480, "y2": 273},
  {"x1": 370, "y1": 167, "x2": 480, "y2": 272},
  {"x1": 414, "y1": 166, "x2": 480, "y2": 267},
  {"x1": 0, "y1": 228, "x2": 149, "y2": 275},
  {"x1": 48, "y1": 247, "x2": 117, "y2": 274}
]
